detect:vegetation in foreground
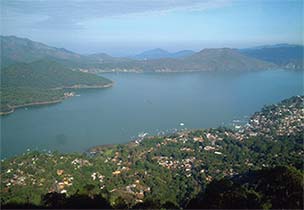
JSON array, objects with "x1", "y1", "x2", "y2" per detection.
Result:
[{"x1": 1, "y1": 96, "x2": 303, "y2": 209}]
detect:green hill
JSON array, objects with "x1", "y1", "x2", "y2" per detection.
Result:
[
  {"x1": 240, "y1": 44, "x2": 304, "y2": 70},
  {"x1": 136, "y1": 48, "x2": 276, "y2": 72},
  {"x1": 0, "y1": 35, "x2": 83, "y2": 67},
  {"x1": 0, "y1": 60, "x2": 112, "y2": 114},
  {"x1": 182, "y1": 48, "x2": 276, "y2": 71},
  {"x1": 0, "y1": 36, "x2": 114, "y2": 115},
  {"x1": 1, "y1": 60, "x2": 112, "y2": 89},
  {"x1": 0, "y1": 35, "x2": 135, "y2": 69}
]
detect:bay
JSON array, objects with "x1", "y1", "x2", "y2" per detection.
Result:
[{"x1": 1, "y1": 69, "x2": 303, "y2": 158}]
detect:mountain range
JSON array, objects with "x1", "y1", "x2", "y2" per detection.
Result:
[
  {"x1": 240, "y1": 44, "x2": 303, "y2": 69},
  {"x1": 132, "y1": 48, "x2": 195, "y2": 60},
  {"x1": 139, "y1": 48, "x2": 276, "y2": 72},
  {"x1": 1, "y1": 35, "x2": 303, "y2": 72},
  {"x1": 3, "y1": 35, "x2": 302, "y2": 114}
]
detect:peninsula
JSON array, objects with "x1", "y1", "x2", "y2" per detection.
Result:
[{"x1": 0, "y1": 60, "x2": 113, "y2": 115}]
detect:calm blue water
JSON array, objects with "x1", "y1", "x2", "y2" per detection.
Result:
[{"x1": 1, "y1": 70, "x2": 303, "y2": 158}]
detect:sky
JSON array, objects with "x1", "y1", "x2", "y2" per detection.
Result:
[{"x1": 1, "y1": 0, "x2": 303, "y2": 56}]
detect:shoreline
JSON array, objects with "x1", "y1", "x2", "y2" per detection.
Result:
[
  {"x1": 2, "y1": 95, "x2": 302, "y2": 160},
  {"x1": 0, "y1": 82, "x2": 113, "y2": 116},
  {"x1": 93, "y1": 67, "x2": 285, "y2": 74},
  {"x1": 0, "y1": 98, "x2": 65, "y2": 116},
  {"x1": 52, "y1": 83, "x2": 114, "y2": 90}
]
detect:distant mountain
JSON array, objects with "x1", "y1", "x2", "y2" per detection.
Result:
[
  {"x1": 133, "y1": 48, "x2": 195, "y2": 60},
  {"x1": 172, "y1": 50, "x2": 196, "y2": 58},
  {"x1": 87, "y1": 53, "x2": 133, "y2": 63},
  {"x1": 182, "y1": 48, "x2": 276, "y2": 71},
  {"x1": 135, "y1": 48, "x2": 276, "y2": 72},
  {"x1": 244, "y1": 43, "x2": 300, "y2": 50},
  {"x1": 133, "y1": 48, "x2": 170, "y2": 60},
  {"x1": 87, "y1": 53, "x2": 114, "y2": 61},
  {"x1": 0, "y1": 35, "x2": 135, "y2": 70},
  {"x1": 0, "y1": 35, "x2": 84, "y2": 67},
  {"x1": 1, "y1": 36, "x2": 291, "y2": 73},
  {"x1": 240, "y1": 44, "x2": 303, "y2": 69}
]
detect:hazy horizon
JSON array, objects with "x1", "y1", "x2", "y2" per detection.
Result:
[{"x1": 1, "y1": 0, "x2": 303, "y2": 56}]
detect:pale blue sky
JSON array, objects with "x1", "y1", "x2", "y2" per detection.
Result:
[{"x1": 1, "y1": 0, "x2": 303, "y2": 55}]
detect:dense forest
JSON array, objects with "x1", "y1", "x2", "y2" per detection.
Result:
[
  {"x1": 1, "y1": 96, "x2": 303, "y2": 209},
  {"x1": 0, "y1": 60, "x2": 112, "y2": 114},
  {"x1": 187, "y1": 165, "x2": 303, "y2": 209}
]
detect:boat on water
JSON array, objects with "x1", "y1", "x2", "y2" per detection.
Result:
[{"x1": 138, "y1": 132, "x2": 148, "y2": 138}]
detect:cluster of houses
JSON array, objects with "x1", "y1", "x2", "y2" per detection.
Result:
[
  {"x1": 124, "y1": 180, "x2": 151, "y2": 203},
  {"x1": 243, "y1": 97, "x2": 303, "y2": 138},
  {"x1": 91, "y1": 172, "x2": 105, "y2": 189},
  {"x1": 71, "y1": 158, "x2": 92, "y2": 169},
  {"x1": 54, "y1": 170, "x2": 74, "y2": 194},
  {"x1": 64, "y1": 92, "x2": 75, "y2": 98},
  {"x1": 4, "y1": 168, "x2": 26, "y2": 187},
  {"x1": 153, "y1": 155, "x2": 196, "y2": 178},
  {"x1": 2, "y1": 157, "x2": 44, "y2": 190}
]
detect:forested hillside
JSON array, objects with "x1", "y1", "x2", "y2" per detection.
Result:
[
  {"x1": 240, "y1": 44, "x2": 304, "y2": 69},
  {"x1": 0, "y1": 60, "x2": 112, "y2": 114}
]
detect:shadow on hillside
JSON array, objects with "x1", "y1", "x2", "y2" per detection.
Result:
[
  {"x1": 2, "y1": 192, "x2": 112, "y2": 209},
  {"x1": 186, "y1": 166, "x2": 304, "y2": 209},
  {"x1": 2, "y1": 166, "x2": 303, "y2": 209}
]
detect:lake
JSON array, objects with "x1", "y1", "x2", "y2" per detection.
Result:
[{"x1": 1, "y1": 70, "x2": 303, "y2": 158}]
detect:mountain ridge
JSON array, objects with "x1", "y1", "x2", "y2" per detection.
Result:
[
  {"x1": 138, "y1": 48, "x2": 277, "y2": 72},
  {"x1": 132, "y1": 48, "x2": 195, "y2": 60},
  {"x1": 239, "y1": 44, "x2": 304, "y2": 69},
  {"x1": 1, "y1": 35, "x2": 302, "y2": 72},
  {"x1": 1, "y1": 35, "x2": 83, "y2": 67}
]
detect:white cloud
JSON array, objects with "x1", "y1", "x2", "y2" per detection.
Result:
[{"x1": 1, "y1": 0, "x2": 231, "y2": 30}]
